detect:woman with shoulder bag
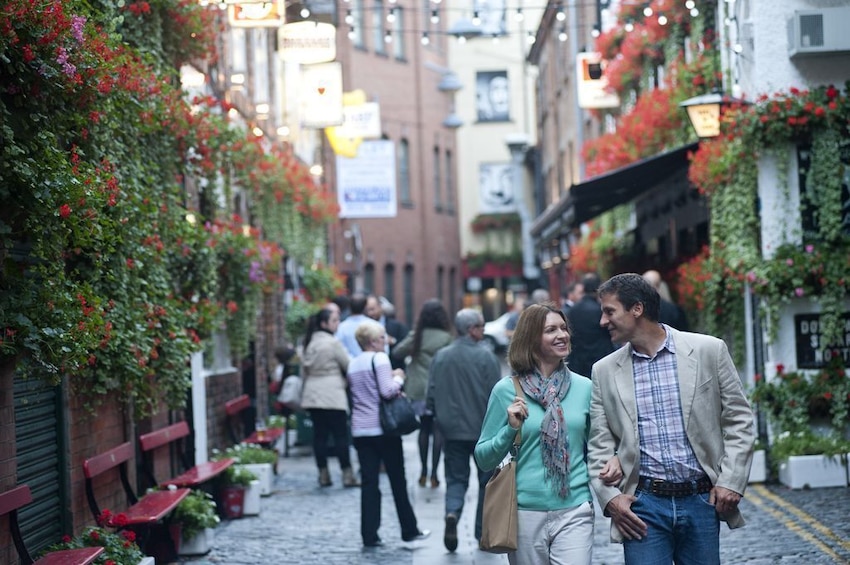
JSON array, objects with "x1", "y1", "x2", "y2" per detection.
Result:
[
  {"x1": 392, "y1": 298, "x2": 453, "y2": 488},
  {"x1": 299, "y1": 307, "x2": 357, "y2": 488},
  {"x1": 347, "y1": 320, "x2": 430, "y2": 548},
  {"x1": 474, "y1": 302, "x2": 622, "y2": 564}
]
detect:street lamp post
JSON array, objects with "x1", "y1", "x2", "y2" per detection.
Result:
[{"x1": 679, "y1": 91, "x2": 748, "y2": 138}]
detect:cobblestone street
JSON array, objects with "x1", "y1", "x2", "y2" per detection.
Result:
[{"x1": 181, "y1": 433, "x2": 850, "y2": 564}]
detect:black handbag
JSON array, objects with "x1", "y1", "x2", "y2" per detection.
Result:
[{"x1": 371, "y1": 355, "x2": 420, "y2": 436}]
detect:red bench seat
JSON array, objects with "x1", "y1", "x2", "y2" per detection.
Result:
[
  {"x1": 225, "y1": 394, "x2": 282, "y2": 449},
  {"x1": 82, "y1": 442, "x2": 190, "y2": 526},
  {"x1": 1, "y1": 484, "x2": 105, "y2": 565},
  {"x1": 139, "y1": 421, "x2": 234, "y2": 488}
]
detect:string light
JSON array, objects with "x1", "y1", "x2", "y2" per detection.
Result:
[
  {"x1": 387, "y1": 8, "x2": 396, "y2": 23},
  {"x1": 624, "y1": 20, "x2": 634, "y2": 32},
  {"x1": 345, "y1": 9, "x2": 353, "y2": 24},
  {"x1": 515, "y1": 8, "x2": 524, "y2": 22},
  {"x1": 558, "y1": 26, "x2": 567, "y2": 41},
  {"x1": 472, "y1": 10, "x2": 481, "y2": 25},
  {"x1": 685, "y1": 0, "x2": 695, "y2": 9},
  {"x1": 643, "y1": 6, "x2": 653, "y2": 17},
  {"x1": 348, "y1": 26, "x2": 356, "y2": 39},
  {"x1": 591, "y1": 23, "x2": 600, "y2": 37},
  {"x1": 430, "y1": 9, "x2": 439, "y2": 23},
  {"x1": 556, "y1": 6, "x2": 566, "y2": 21},
  {"x1": 690, "y1": 8, "x2": 699, "y2": 16},
  {"x1": 384, "y1": 28, "x2": 392, "y2": 43},
  {"x1": 421, "y1": 32, "x2": 430, "y2": 45},
  {"x1": 300, "y1": 6, "x2": 310, "y2": 18},
  {"x1": 526, "y1": 31, "x2": 536, "y2": 44},
  {"x1": 657, "y1": 13, "x2": 668, "y2": 25}
]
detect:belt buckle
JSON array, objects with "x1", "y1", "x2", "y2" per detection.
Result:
[{"x1": 650, "y1": 479, "x2": 666, "y2": 492}]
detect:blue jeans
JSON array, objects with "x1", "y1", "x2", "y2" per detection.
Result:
[
  {"x1": 443, "y1": 440, "x2": 492, "y2": 540},
  {"x1": 623, "y1": 490, "x2": 720, "y2": 565}
]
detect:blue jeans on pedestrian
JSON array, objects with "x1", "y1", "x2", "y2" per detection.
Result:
[
  {"x1": 623, "y1": 489, "x2": 720, "y2": 565},
  {"x1": 443, "y1": 440, "x2": 493, "y2": 540},
  {"x1": 352, "y1": 435, "x2": 420, "y2": 545}
]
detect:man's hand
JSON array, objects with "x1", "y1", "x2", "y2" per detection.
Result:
[
  {"x1": 710, "y1": 486, "x2": 742, "y2": 515},
  {"x1": 606, "y1": 494, "x2": 648, "y2": 540}
]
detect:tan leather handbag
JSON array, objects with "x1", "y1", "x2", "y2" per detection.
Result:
[{"x1": 479, "y1": 376, "x2": 523, "y2": 554}]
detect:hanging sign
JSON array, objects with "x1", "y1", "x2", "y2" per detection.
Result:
[
  {"x1": 794, "y1": 312, "x2": 850, "y2": 368},
  {"x1": 229, "y1": 1, "x2": 285, "y2": 28},
  {"x1": 337, "y1": 140, "x2": 397, "y2": 218},
  {"x1": 280, "y1": 21, "x2": 337, "y2": 64},
  {"x1": 577, "y1": 52, "x2": 620, "y2": 109},
  {"x1": 299, "y1": 61, "x2": 344, "y2": 128}
]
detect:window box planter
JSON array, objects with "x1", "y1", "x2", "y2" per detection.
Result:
[
  {"x1": 748, "y1": 449, "x2": 767, "y2": 483},
  {"x1": 139, "y1": 557, "x2": 156, "y2": 565},
  {"x1": 240, "y1": 463, "x2": 274, "y2": 496},
  {"x1": 178, "y1": 527, "x2": 215, "y2": 556},
  {"x1": 778, "y1": 454, "x2": 848, "y2": 489},
  {"x1": 243, "y1": 479, "x2": 261, "y2": 516}
]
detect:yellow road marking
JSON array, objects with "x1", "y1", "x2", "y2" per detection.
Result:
[
  {"x1": 746, "y1": 484, "x2": 849, "y2": 562},
  {"x1": 750, "y1": 484, "x2": 850, "y2": 552}
]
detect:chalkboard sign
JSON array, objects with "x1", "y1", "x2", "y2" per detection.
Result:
[
  {"x1": 797, "y1": 145, "x2": 850, "y2": 242},
  {"x1": 794, "y1": 312, "x2": 850, "y2": 369}
]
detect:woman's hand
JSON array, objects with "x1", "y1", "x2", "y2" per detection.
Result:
[
  {"x1": 507, "y1": 395, "x2": 528, "y2": 430},
  {"x1": 599, "y1": 455, "x2": 624, "y2": 486}
]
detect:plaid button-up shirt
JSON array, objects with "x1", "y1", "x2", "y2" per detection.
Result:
[{"x1": 632, "y1": 326, "x2": 705, "y2": 482}]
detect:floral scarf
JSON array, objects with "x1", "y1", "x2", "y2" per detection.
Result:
[{"x1": 517, "y1": 362, "x2": 571, "y2": 498}]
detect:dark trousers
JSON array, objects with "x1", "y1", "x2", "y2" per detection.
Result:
[
  {"x1": 352, "y1": 435, "x2": 419, "y2": 545},
  {"x1": 309, "y1": 409, "x2": 351, "y2": 470},
  {"x1": 444, "y1": 439, "x2": 492, "y2": 540}
]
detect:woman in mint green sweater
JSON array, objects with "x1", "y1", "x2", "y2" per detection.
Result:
[{"x1": 474, "y1": 302, "x2": 621, "y2": 565}]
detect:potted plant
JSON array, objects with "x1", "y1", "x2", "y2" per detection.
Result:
[
  {"x1": 216, "y1": 465, "x2": 257, "y2": 519},
  {"x1": 172, "y1": 490, "x2": 220, "y2": 556},
  {"x1": 771, "y1": 431, "x2": 850, "y2": 489},
  {"x1": 214, "y1": 443, "x2": 278, "y2": 496},
  {"x1": 748, "y1": 440, "x2": 767, "y2": 484},
  {"x1": 45, "y1": 524, "x2": 147, "y2": 565}
]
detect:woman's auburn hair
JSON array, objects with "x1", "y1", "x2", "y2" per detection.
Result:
[{"x1": 507, "y1": 302, "x2": 568, "y2": 375}]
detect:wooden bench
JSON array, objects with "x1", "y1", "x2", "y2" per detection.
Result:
[
  {"x1": 82, "y1": 442, "x2": 190, "y2": 527},
  {"x1": 139, "y1": 421, "x2": 234, "y2": 489},
  {"x1": 225, "y1": 394, "x2": 283, "y2": 449},
  {"x1": 1, "y1": 484, "x2": 104, "y2": 565}
]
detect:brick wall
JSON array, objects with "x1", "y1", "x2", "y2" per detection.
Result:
[{"x1": 205, "y1": 369, "x2": 242, "y2": 452}]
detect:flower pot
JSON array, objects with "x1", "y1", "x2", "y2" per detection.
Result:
[
  {"x1": 240, "y1": 463, "x2": 274, "y2": 496},
  {"x1": 179, "y1": 527, "x2": 215, "y2": 556},
  {"x1": 138, "y1": 557, "x2": 155, "y2": 565},
  {"x1": 778, "y1": 454, "x2": 848, "y2": 489},
  {"x1": 748, "y1": 449, "x2": 767, "y2": 483},
  {"x1": 243, "y1": 479, "x2": 261, "y2": 516},
  {"x1": 220, "y1": 486, "x2": 245, "y2": 519}
]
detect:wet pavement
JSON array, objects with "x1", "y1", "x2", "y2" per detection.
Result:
[{"x1": 180, "y1": 434, "x2": 850, "y2": 564}]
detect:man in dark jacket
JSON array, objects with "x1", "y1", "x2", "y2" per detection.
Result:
[
  {"x1": 427, "y1": 308, "x2": 502, "y2": 552},
  {"x1": 567, "y1": 273, "x2": 615, "y2": 378}
]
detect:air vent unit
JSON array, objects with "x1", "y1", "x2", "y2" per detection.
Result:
[{"x1": 787, "y1": 7, "x2": 850, "y2": 57}]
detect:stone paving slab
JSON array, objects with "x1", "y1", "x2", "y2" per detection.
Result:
[{"x1": 179, "y1": 435, "x2": 850, "y2": 565}]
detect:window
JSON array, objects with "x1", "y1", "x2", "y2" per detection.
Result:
[
  {"x1": 437, "y1": 266, "x2": 444, "y2": 301},
  {"x1": 364, "y1": 263, "x2": 375, "y2": 294},
  {"x1": 393, "y1": 7, "x2": 406, "y2": 60},
  {"x1": 384, "y1": 264, "x2": 396, "y2": 305},
  {"x1": 433, "y1": 145, "x2": 442, "y2": 210},
  {"x1": 403, "y1": 264, "x2": 414, "y2": 327},
  {"x1": 476, "y1": 70, "x2": 510, "y2": 122},
  {"x1": 399, "y1": 138, "x2": 411, "y2": 205},
  {"x1": 445, "y1": 149, "x2": 454, "y2": 213},
  {"x1": 351, "y1": 0, "x2": 365, "y2": 48},
  {"x1": 373, "y1": 0, "x2": 386, "y2": 55}
]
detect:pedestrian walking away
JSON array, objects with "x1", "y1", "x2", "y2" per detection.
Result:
[
  {"x1": 299, "y1": 308, "x2": 358, "y2": 488},
  {"x1": 394, "y1": 299, "x2": 454, "y2": 490},
  {"x1": 566, "y1": 273, "x2": 615, "y2": 379},
  {"x1": 347, "y1": 320, "x2": 430, "y2": 547},
  {"x1": 426, "y1": 307, "x2": 501, "y2": 552},
  {"x1": 475, "y1": 302, "x2": 622, "y2": 565},
  {"x1": 588, "y1": 273, "x2": 755, "y2": 565}
]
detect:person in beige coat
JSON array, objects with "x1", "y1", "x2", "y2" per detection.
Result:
[
  {"x1": 588, "y1": 273, "x2": 754, "y2": 565},
  {"x1": 300, "y1": 307, "x2": 358, "y2": 487}
]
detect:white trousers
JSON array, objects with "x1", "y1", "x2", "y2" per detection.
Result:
[{"x1": 507, "y1": 501, "x2": 594, "y2": 565}]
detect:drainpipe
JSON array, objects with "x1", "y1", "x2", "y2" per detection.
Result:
[{"x1": 506, "y1": 132, "x2": 539, "y2": 282}]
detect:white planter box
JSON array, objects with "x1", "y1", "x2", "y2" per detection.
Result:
[
  {"x1": 240, "y1": 463, "x2": 274, "y2": 496},
  {"x1": 778, "y1": 454, "x2": 848, "y2": 489},
  {"x1": 243, "y1": 479, "x2": 261, "y2": 516},
  {"x1": 179, "y1": 527, "x2": 215, "y2": 556},
  {"x1": 748, "y1": 450, "x2": 767, "y2": 483},
  {"x1": 138, "y1": 557, "x2": 155, "y2": 565}
]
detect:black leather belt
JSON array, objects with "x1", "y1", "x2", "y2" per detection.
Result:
[{"x1": 638, "y1": 476, "x2": 713, "y2": 497}]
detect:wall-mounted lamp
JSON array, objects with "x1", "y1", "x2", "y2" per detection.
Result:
[
  {"x1": 442, "y1": 111, "x2": 463, "y2": 129},
  {"x1": 438, "y1": 71, "x2": 463, "y2": 92},
  {"x1": 679, "y1": 92, "x2": 746, "y2": 138}
]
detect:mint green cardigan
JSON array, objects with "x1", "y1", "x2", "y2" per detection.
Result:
[{"x1": 474, "y1": 374, "x2": 593, "y2": 511}]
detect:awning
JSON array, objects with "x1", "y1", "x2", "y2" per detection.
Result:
[{"x1": 530, "y1": 142, "x2": 698, "y2": 239}]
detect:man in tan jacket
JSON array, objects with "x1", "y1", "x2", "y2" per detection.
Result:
[{"x1": 588, "y1": 273, "x2": 754, "y2": 565}]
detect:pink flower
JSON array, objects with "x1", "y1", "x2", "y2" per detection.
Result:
[
  {"x1": 71, "y1": 15, "x2": 86, "y2": 43},
  {"x1": 805, "y1": 244, "x2": 814, "y2": 253},
  {"x1": 786, "y1": 259, "x2": 794, "y2": 266},
  {"x1": 795, "y1": 287, "x2": 804, "y2": 297}
]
